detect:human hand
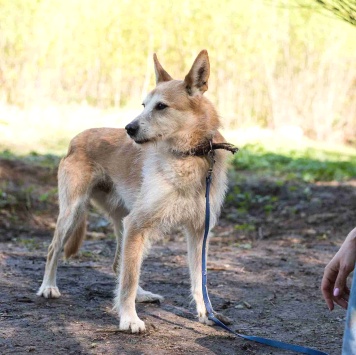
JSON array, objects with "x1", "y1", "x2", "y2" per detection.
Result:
[{"x1": 321, "y1": 228, "x2": 356, "y2": 311}]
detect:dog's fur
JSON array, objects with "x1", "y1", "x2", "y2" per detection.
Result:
[{"x1": 37, "y1": 50, "x2": 230, "y2": 333}]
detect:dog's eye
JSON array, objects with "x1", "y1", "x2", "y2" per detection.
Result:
[
  {"x1": 155, "y1": 102, "x2": 168, "y2": 110},
  {"x1": 142, "y1": 103, "x2": 145, "y2": 108}
]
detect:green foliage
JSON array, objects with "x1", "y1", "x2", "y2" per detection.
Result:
[
  {"x1": 309, "y1": 0, "x2": 356, "y2": 26},
  {"x1": 16, "y1": 237, "x2": 42, "y2": 251},
  {"x1": 0, "y1": 182, "x2": 35, "y2": 209},
  {"x1": 0, "y1": 150, "x2": 61, "y2": 169},
  {"x1": 232, "y1": 144, "x2": 356, "y2": 182},
  {"x1": 234, "y1": 223, "x2": 256, "y2": 232},
  {"x1": 0, "y1": 185, "x2": 18, "y2": 209},
  {"x1": 39, "y1": 188, "x2": 58, "y2": 202},
  {"x1": 0, "y1": 178, "x2": 57, "y2": 214},
  {"x1": 0, "y1": 150, "x2": 59, "y2": 211}
]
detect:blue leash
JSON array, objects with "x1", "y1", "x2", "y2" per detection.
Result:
[{"x1": 201, "y1": 148, "x2": 329, "y2": 355}]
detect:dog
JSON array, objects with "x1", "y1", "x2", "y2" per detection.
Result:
[{"x1": 37, "y1": 50, "x2": 231, "y2": 333}]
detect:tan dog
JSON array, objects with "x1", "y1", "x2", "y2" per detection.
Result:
[{"x1": 37, "y1": 50, "x2": 230, "y2": 333}]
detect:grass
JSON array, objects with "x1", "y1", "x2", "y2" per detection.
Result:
[
  {"x1": 0, "y1": 150, "x2": 61, "y2": 169},
  {"x1": 1, "y1": 120, "x2": 355, "y2": 183},
  {"x1": 231, "y1": 143, "x2": 356, "y2": 182},
  {"x1": 0, "y1": 132, "x2": 354, "y2": 242},
  {"x1": 16, "y1": 237, "x2": 42, "y2": 251},
  {"x1": 222, "y1": 141, "x2": 356, "y2": 226},
  {"x1": 0, "y1": 150, "x2": 60, "y2": 213}
]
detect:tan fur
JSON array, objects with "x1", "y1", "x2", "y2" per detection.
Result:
[
  {"x1": 63, "y1": 214, "x2": 87, "y2": 259},
  {"x1": 37, "y1": 50, "x2": 230, "y2": 333}
]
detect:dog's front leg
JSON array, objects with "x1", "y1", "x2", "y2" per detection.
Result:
[
  {"x1": 185, "y1": 225, "x2": 232, "y2": 326},
  {"x1": 114, "y1": 216, "x2": 147, "y2": 333},
  {"x1": 185, "y1": 225, "x2": 212, "y2": 324}
]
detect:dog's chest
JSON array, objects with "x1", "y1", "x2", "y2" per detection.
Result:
[
  {"x1": 143, "y1": 155, "x2": 205, "y2": 193},
  {"x1": 136, "y1": 151, "x2": 226, "y2": 229},
  {"x1": 138, "y1": 156, "x2": 206, "y2": 228}
]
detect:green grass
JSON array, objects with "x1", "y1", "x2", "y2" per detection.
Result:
[
  {"x1": 0, "y1": 150, "x2": 60, "y2": 211},
  {"x1": 232, "y1": 143, "x2": 356, "y2": 182},
  {"x1": 1, "y1": 139, "x2": 356, "y2": 184},
  {"x1": 0, "y1": 149, "x2": 61, "y2": 169}
]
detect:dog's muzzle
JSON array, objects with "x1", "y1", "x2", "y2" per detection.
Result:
[{"x1": 125, "y1": 122, "x2": 139, "y2": 138}]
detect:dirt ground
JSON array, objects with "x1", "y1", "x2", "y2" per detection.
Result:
[{"x1": 1, "y1": 157, "x2": 355, "y2": 355}]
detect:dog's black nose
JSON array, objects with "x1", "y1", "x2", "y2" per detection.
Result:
[{"x1": 125, "y1": 122, "x2": 139, "y2": 137}]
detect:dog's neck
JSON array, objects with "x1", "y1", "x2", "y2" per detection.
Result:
[
  {"x1": 182, "y1": 141, "x2": 238, "y2": 157},
  {"x1": 169, "y1": 137, "x2": 238, "y2": 158}
]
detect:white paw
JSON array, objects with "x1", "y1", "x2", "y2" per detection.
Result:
[
  {"x1": 37, "y1": 286, "x2": 61, "y2": 299},
  {"x1": 199, "y1": 314, "x2": 214, "y2": 325},
  {"x1": 119, "y1": 315, "x2": 146, "y2": 333},
  {"x1": 136, "y1": 286, "x2": 164, "y2": 303},
  {"x1": 199, "y1": 311, "x2": 232, "y2": 325}
]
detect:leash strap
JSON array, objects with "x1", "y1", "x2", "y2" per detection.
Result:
[{"x1": 202, "y1": 156, "x2": 329, "y2": 355}]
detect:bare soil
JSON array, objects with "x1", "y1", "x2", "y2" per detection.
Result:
[{"x1": 1, "y1": 157, "x2": 355, "y2": 355}]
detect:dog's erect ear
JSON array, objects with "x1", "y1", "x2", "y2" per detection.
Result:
[
  {"x1": 153, "y1": 53, "x2": 173, "y2": 84},
  {"x1": 184, "y1": 50, "x2": 210, "y2": 95}
]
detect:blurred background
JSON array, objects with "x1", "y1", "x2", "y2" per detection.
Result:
[{"x1": 0, "y1": 0, "x2": 355, "y2": 155}]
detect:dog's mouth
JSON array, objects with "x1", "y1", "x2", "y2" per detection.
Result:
[
  {"x1": 133, "y1": 133, "x2": 163, "y2": 145},
  {"x1": 134, "y1": 138, "x2": 151, "y2": 144}
]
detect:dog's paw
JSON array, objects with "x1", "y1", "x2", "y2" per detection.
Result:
[
  {"x1": 198, "y1": 311, "x2": 214, "y2": 325},
  {"x1": 198, "y1": 311, "x2": 232, "y2": 325},
  {"x1": 119, "y1": 315, "x2": 146, "y2": 333},
  {"x1": 37, "y1": 286, "x2": 61, "y2": 299},
  {"x1": 136, "y1": 287, "x2": 164, "y2": 303}
]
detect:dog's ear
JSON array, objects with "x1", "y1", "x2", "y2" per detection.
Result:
[
  {"x1": 184, "y1": 50, "x2": 210, "y2": 95},
  {"x1": 153, "y1": 53, "x2": 173, "y2": 84}
]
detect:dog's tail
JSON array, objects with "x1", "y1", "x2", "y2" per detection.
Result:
[{"x1": 63, "y1": 214, "x2": 87, "y2": 259}]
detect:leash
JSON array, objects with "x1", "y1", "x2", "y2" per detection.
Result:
[{"x1": 201, "y1": 144, "x2": 329, "y2": 355}]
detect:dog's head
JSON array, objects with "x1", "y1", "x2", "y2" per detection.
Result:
[{"x1": 125, "y1": 50, "x2": 220, "y2": 152}]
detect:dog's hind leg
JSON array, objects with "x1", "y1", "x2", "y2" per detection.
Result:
[
  {"x1": 37, "y1": 157, "x2": 91, "y2": 299},
  {"x1": 112, "y1": 217, "x2": 123, "y2": 274},
  {"x1": 136, "y1": 285, "x2": 164, "y2": 303},
  {"x1": 110, "y1": 209, "x2": 128, "y2": 274},
  {"x1": 37, "y1": 199, "x2": 87, "y2": 298}
]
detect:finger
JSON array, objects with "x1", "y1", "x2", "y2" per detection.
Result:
[
  {"x1": 341, "y1": 287, "x2": 350, "y2": 302},
  {"x1": 321, "y1": 278, "x2": 334, "y2": 311},
  {"x1": 325, "y1": 297, "x2": 334, "y2": 311},
  {"x1": 331, "y1": 278, "x2": 349, "y2": 309},
  {"x1": 344, "y1": 286, "x2": 350, "y2": 295},
  {"x1": 321, "y1": 287, "x2": 334, "y2": 310},
  {"x1": 333, "y1": 296, "x2": 348, "y2": 310},
  {"x1": 334, "y1": 267, "x2": 349, "y2": 299},
  {"x1": 321, "y1": 267, "x2": 339, "y2": 311}
]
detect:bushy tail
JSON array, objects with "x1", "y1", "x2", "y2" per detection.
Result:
[{"x1": 63, "y1": 214, "x2": 87, "y2": 259}]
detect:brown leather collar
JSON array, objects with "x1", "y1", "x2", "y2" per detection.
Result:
[{"x1": 177, "y1": 140, "x2": 239, "y2": 157}]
